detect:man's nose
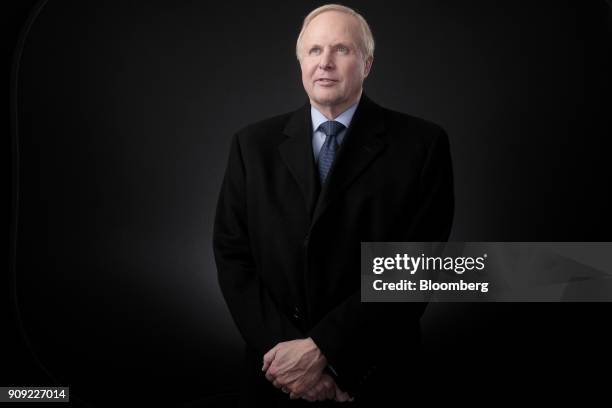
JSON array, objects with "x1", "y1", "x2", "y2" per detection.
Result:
[{"x1": 318, "y1": 49, "x2": 334, "y2": 69}]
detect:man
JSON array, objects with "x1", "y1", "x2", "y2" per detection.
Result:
[{"x1": 213, "y1": 4, "x2": 454, "y2": 406}]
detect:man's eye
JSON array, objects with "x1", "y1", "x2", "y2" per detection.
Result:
[
  {"x1": 337, "y1": 46, "x2": 348, "y2": 53},
  {"x1": 310, "y1": 48, "x2": 321, "y2": 55}
]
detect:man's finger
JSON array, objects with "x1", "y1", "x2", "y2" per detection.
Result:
[
  {"x1": 302, "y1": 392, "x2": 316, "y2": 402},
  {"x1": 326, "y1": 383, "x2": 335, "y2": 400},
  {"x1": 309, "y1": 383, "x2": 323, "y2": 401},
  {"x1": 316, "y1": 383, "x2": 328, "y2": 401},
  {"x1": 335, "y1": 385, "x2": 349, "y2": 402},
  {"x1": 302, "y1": 383, "x2": 322, "y2": 402},
  {"x1": 321, "y1": 378, "x2": 335, "y2": 400},
  {"x1": 262, "y1": 347, "x2": 278, "y2": 371},
  {"x1": 264, "y1": 368, "x2": 276, "y2": 382}
]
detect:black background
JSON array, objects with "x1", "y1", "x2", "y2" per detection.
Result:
[{"x1": 6, "y1": 0, "x2": 612, "y2": 406}]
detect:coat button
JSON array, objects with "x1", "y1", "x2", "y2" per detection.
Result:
[
  {"x1": 303, "y1": 234, "x2": 310, "y2": 247},
  {"x1": 293, "y1": 306, "x2": 301, "y2": 320}
]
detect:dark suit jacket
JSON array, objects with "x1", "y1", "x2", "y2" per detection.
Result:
[{"x1": 213, "y1": 93, "x2": 454, "y2": 403}]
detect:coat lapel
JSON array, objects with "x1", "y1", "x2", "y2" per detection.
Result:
[
  {"x1": 278, "y1": 93, "x2": 387, "y2": 229},
  {"x1": 311, "y1": 93, "x2": 386, "y2": 230},
  {"x1": 279, "y1": 101, "x2": 321, "y2": 220}
]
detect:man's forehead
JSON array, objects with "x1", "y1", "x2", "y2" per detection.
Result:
[{"x1": 302, "y1": 12, "x2": 360, "y2": 44}]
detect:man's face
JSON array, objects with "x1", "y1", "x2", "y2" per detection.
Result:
[{"x1": 299, "y1": 11, "x2": 372, "y2": 113}]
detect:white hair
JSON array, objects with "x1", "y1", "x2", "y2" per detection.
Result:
[{"x1": 295, "y1": 4, "x2": 375, "y2": 62}]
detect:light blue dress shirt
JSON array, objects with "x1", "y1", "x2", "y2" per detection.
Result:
[{"x1": 311, "y1": 103, "x2": 359, "y2": 162}]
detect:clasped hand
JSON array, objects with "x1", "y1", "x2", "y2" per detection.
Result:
[{"x1": 262, "y1": 338, "x2": 353, "y2": 402}]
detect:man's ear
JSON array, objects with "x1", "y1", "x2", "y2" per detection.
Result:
[{"x1": 363, "y1": 57, "x2": 373, "y2": 78}]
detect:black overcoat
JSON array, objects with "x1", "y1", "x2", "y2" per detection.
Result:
[{"x1": 213, "y1": 93, "x2": 454, "y2": 405}]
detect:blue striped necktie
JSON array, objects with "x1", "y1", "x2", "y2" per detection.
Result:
[{"x1": 318, "y1": 120, "x2": 345, "y2": 184}]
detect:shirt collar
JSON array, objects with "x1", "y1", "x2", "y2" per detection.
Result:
[{"x1": 310, "y1": 102, "x2": 359, "y2": 132}]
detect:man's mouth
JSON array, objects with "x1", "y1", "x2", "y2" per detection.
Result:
[{"x1": 316, "y1": 79, "x2": 338, "y2": 85}]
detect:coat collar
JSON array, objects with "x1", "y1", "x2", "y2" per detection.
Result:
[{"x1": 279, "y1": 92, "x2": 387, "y2": 232}]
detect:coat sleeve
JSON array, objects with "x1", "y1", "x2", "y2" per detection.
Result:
[
  {"x1": 307, "y1": 128, "x2": 455, "y2": 396},
  {"x1": 213, "y1": 133, "x2": 303, "y2": 357}
]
